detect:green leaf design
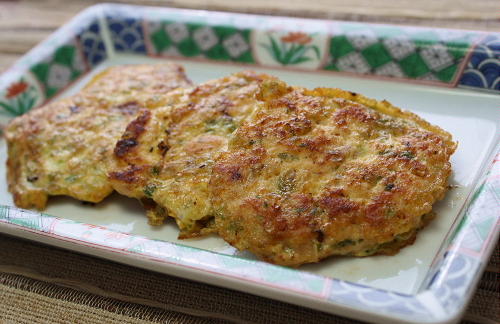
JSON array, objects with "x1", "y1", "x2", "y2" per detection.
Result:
[
  {"x1": 290, "y1": 56, "x2": 312, "y2": 64},
  {"x1": 0, "y1": 86, "x2": 38, "y2": 116},
  {"x1": 261, "y1": 44, "x2": 280, "y2": 63},
  {"x1": 280, "y1": 43, "x2": 294, "y2": 64},
  {"x1": 16, "y1": 96, "x2": 26, "y2": 115},
  {"x1": 269, "y1": 35, "x2": 283, "y2": 63},
  {"x1": 311, "y1": 45, "x2": 321, "y2": 59},
  {"x1": 0, "y1": 102, "x2": 18, "y2": 115},
  {"x1": 288, "y1": 45, "x2": 307, "y2": 64},
  {"x1": 262, "y1": 34, "x2": 320, "y2": 66},
  {"x1": 25, "y1": 96, "x2": 36, "y2": 113}
]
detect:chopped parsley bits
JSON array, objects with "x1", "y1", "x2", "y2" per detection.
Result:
[
  {"x1": 277, "y1": 170, "x2": 296, "y2": 194},
  {"x1": 205, "y1": 117, "x2": 236, "y2": 134},
  {"x1": 400, "y1": 151, "x2": 415, "y2": 159},
  {"x1": 335, "y1": 239, "x2": 356, "y2": 248},
  {"x1": 65, "y1": 175, "x2": 78, "y2": 183},
  {"x1": 151, "y1": 166, "x2": 160, "y2": 176},
  {"x1": 277, "y1": 152, "x2": 298, "y2": 161},
  {"x1": 143, "y1": 184, "x2": 156, "y2": 197}
]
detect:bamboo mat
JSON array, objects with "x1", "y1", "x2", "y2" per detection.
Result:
[
  {"x1": 0, "y1": 1, "x2": 499, "y2": 323},
  {"x1": 1, "y1": 233, "x2": 497, "y2": 324}
]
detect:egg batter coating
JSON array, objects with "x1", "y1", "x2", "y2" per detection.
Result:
[
  {"x1": 108, "y1": 71, "x2": 277, "y2": 237},
  {"x1": 5, "y1": 63, "x2": 191, "y2": 209},
  {"x1": 210, "y1": 80, "x2": 456, "y2": 267}
]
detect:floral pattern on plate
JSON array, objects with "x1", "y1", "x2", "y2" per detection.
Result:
[
  {"x1": 0, "y1": 73, "x2": 44, "y2": 117},
  {"x1": 255, "y1": 30, "x2": 328, "y2": 68}
]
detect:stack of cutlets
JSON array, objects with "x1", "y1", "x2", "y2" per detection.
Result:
[{"x1": 5, "y1": 63, "x2": 456, "y2": 266}]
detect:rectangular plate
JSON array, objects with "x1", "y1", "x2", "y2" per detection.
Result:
[{"x1": 0, "y1": 4, "x2": 499, "y2": 324}]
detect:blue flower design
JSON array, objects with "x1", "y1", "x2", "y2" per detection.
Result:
[{"x1": 107, "y1": 16, "x2": 147, "y2": 54}]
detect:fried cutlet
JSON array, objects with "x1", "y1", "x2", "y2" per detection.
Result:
[
  {"x1": 108, "y1": 71, "x2": 277, "y2": 237},
  {"x1": 209, "y1": 79, "x2": 456, "y2": 266},
  {"x1": 5, "y1": 63, "x2": 191, "y2": 209}
]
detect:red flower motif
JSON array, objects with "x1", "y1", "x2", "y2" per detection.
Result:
[
  {"x1": 6, "y1": 81, "x2": 28, "y2": 99},
  {"x1": 281, "y1": 32, "x2": 312, "y2": 45}
]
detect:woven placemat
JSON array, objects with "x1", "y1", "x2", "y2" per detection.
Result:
[
  {"x1": 0, "y1": 233, "x2": 365, "y2": 324},
  {"x1": 0, "y1": 233, "x2": 498, "y2": 324}
]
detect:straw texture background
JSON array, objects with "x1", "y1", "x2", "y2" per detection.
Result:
[{"x1": 0, "y1": 233, "x2": 498, "y2": 324}]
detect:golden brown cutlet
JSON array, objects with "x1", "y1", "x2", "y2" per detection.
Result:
[
  {"x1": 5, "y1": 63, "x2": 191, "y2": 209},
  {"x1": 108, "y1": 71, "x2": 278, "y2": 238},
  {"x1": 210, "y1": 79, "x2": 456, "y2": 266}
]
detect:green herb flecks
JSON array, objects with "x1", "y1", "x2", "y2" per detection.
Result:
[
  {"x1": 385, "y1": 208, "x2": 396, "y2": 218},
  {"x1": 335, "y1": 239, "x2": 356, "y2": 248},
  {"x1": 277, "y1": 170, "x2": 296, "y2": 194},
  {"x1": 65, "y1": 175, "x2": 78, "y2": 183},
  {"x1": 143, "y1": 184, "x2": 157, "y2": 198},
  {"x1": 277, "y1": 152, "x2": 298, "y2": 161},
  {"x1": 227, "y1": 220, "x2": 243, "y2": 234},
  {"x1": 400, "y1": 151, "x2": 415, "y2": 159},
  {"x1": 151, "y1": 166, "x2": 161, "y2": 176},
  {"x1": 205, "y1": 117, "x2": 236, "y2": 134}
]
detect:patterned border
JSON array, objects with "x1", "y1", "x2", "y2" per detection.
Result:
[
  {"x1": 458, "y1": 33, "x2": 500, "y2": 91},
  {"x1": 0, "y1": 4, "x2": 499, "y2": 324},
  {"x1": 0, "y1": 3, "x2": 498, "y2": 120}
]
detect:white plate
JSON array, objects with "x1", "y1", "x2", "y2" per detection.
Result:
[{"x1": 1, "y1": 4, "x2": 499, "y2": 324}]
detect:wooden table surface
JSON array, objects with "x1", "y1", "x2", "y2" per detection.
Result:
[{"x1": 0, "y1": 1, "x2": 499, "y2": 324}]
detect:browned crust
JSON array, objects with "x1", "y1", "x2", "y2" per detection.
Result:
[
  {"x1": 4, "y1": 63, "x2": 191, "y2": 209},
  {"x1": 114, "y1": 109, "x2": 151, "y2": 158},
  {"x1": 211, "y1": 79, "x2": 456, "y2": 266},
  {"x1": 107, "y1": 71, "x2": 278, "y2": 236}
]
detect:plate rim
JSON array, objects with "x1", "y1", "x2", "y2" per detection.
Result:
[{"x1": 1, "y1": 4, "x2": 499, "y2": 324}]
